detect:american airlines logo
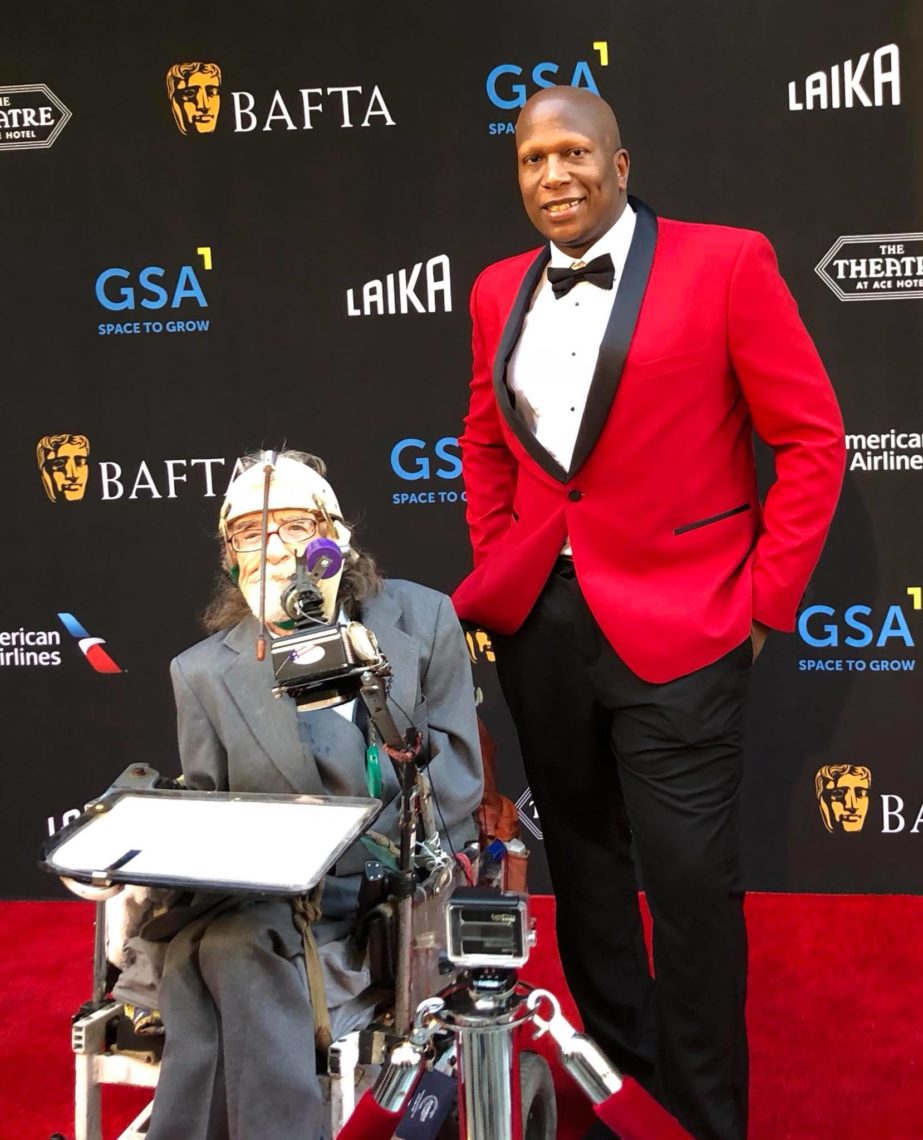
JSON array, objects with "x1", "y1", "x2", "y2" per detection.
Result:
[
  {"x1": 347, "y1": 254, "x2": 452, "y2": 317},
  {"x1": 58, "y1": 613, "x2": 124, "y2": 673},
  {"x1": 788, "y1": 43, "x2": 900, "y2": 111}
]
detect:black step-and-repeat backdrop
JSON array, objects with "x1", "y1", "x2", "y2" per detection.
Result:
[{"x1": 3, "y1": 2, "x2": 922, "y2": 898}]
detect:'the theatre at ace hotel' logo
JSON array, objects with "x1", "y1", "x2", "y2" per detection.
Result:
[
  {"x1": 165, "y1": 60, "x2": 394, "y2": 134},
  {"x1": 0, "y1": 84, "x2": 71, "y2": 151},
  {"x1": 816, "y1": 234, "x2": 923, "y2": 302}
]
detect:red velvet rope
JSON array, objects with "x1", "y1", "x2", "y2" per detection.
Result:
[
  {"x1": 335, "y1": 1090, "x2": 404, "y2": 1140},
  {"x1": 594, "y1": 1076, "x2": 693, "y2": 1140}
]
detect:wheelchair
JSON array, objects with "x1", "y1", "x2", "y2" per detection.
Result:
[{"x1": 59, "y1": 767, "x2": 557, "y2": 1140}]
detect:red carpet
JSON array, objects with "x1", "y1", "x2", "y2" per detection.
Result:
[{"x1": 1, "y1": 895, "x2": 921, "y2": 1139}]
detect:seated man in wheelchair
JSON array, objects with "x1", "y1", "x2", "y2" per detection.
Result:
[{"x1": 117, "y1": 448, "x2": 484, "y2": 1140}]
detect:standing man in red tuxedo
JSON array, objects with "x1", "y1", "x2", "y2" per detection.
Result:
[{"x1": 453, "y1": 86, "x2": 845, "y2": 1140}]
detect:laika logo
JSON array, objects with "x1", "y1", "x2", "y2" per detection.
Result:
[
  {"x1": 58, "y1": 613, "x2": 124, "y2": 673},
  {"x1": 846, "y1": 429, "x2": 923, "y2": 472},
  {"x1": 815, "y1": 764, "x2": 871, "y2": 833},
  {"x1": 167, "y1": 62, "x2": 222, "y2": 135},
  {"x1": 816, "y1": 234, "x2": 923, "y2": 301},
  {"x1": 95, "y1": 247, "x2": 212, "y2": 336},
  {"x1": 347, "y1": 255, "x2": 451, "y2": 316},
  {"x1": 788, "y1": 43, "x2": 900, "y2": 110},
  {"x1": 389, "y1": 437, "x2": 464, "y2": 506},
  {"x1": 797, "y1": 587, "x2": 921, "y2": 672},
  {"x1": 486, "y1": 41, "x2": 607, "y2": 134},
  {"x1": 35, "y1": 436, "x2": 242, "y2": 503},
  {"x1": 166, "y1": 61, "x2": 395, "y2": 134},
  {"x1": 0, "y1": 84, "x2": 71, "y2": 151},
  {"x1": 515, "y1": 788, "x2": 543, "y2": 841}
]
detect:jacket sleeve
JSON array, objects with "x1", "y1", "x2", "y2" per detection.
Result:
[
  {"x1": 170, "y1": 655, "x2": 229, "y2": 792},
  {"x1": 459, "y1": 269, "x2": 519, "y2": 567},
  {"x1": 727, "y1": 231, "x2": 846, "y2": 631},
  {"x1": 418, "y1": 593, "x2": 484, "y2": 851}
]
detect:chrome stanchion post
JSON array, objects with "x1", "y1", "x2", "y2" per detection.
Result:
[{"x1": 437, "y1": 971, "x2": 530, "y2": 1140}]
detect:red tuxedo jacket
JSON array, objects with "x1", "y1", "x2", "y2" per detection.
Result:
[{"x1": 452, "y1": 199, "x2": 846, "y2": 683}]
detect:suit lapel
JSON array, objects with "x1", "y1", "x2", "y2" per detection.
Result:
[
  {"x1": 567, "y1": 197, "x2": 658, "y2": 478},
  {"x1": 491, "y1": 246, "x2": 569, "y2": 483},
  {"x1": 491, "y1": 197, "x2": 659, "y2": 484},
  {"x1": 360, "y1": 588, "x2": 419, "y2": 741},
  {"x1": 218, "y1": 589, "x2": 418, "y2": 801},
  {"x1": 222, "y1": 617, "x2": 326, "y2": 795}
]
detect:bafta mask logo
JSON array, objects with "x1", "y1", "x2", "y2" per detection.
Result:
[
  {"x1": 465, "y1": 628, "x2": 496, "y2": 664},
  {"x1": 815, "y1": 764, "x2": 872, "y2": 834},
  {"x1": 36, "y1": 434, "x2": 90, "y2": 503},
  {"x1": 166, "y1": 62, "x2": 221, "y2": 135}
]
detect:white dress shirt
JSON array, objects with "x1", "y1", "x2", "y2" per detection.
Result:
[{"x1": 508, "y1": 203, "x2": 637, "y2": 474}]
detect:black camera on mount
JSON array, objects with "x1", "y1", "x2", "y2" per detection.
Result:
[
  {"x1": 445, "y1": 888, "x2": 532, "y2": 969},
  {"x1": 270, "y1": 539, "x2": 387, "y2": 711}
]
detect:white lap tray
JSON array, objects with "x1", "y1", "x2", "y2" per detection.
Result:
[{"x1": 41, "y1": 790, "x2": 382, "y2": 895}]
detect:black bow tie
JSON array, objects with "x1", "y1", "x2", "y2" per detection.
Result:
[{"x1": 547, "y1": 253, "x2": 615, "y2": 299}]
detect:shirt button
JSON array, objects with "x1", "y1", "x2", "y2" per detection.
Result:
[{"x1": 568, "y1": 489, "x2": 583, "y2": 502}]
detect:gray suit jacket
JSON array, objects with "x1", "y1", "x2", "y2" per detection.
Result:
[{"x1": 169, "y1": 578, "x2": 483, "y2": 878}]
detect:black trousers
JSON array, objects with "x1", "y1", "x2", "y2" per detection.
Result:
[{"x1": 494, "y1": 561, "x2": 750, "y2": 1140}]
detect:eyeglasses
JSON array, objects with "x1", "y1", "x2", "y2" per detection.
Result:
[{"x1": 228, "y1": 516, "x2": 319, "y2": 553}]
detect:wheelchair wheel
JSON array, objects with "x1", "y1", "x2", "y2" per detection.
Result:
[{"x1": 519, "y1": 1050, "x2": 556, "y2": 1140}]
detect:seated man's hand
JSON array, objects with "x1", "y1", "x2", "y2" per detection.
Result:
[{"x1": 60, "y1": 875, "x2": 124, "y2": 901}]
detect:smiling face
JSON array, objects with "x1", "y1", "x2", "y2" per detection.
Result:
[{"x1": 516, "y1": 88, "x2": 629, "y2": 259}]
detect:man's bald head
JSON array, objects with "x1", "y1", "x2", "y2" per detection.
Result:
[
  {"x1": 516, "y1": 86, "x2": 622, "y2": 155},
  {"x1": 514, "y1": 86, "x2": 630, "y2": 257}
]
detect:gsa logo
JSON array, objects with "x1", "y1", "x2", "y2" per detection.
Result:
[
  {"x1": 95, "y1": 247, "x2": 213, "y2": 337},
  {"x1": 390, "y1": 437, "x2": 464, "y2": 506},
  {"x1": 486, "y1": 42, "x2": 608, "y2": 134},
  {"x1": 797, "y1": 589, "x2": 920, "y2": 672},
  {"x1": 390, "y1": 437, "x2": 461, "y2": 481}
]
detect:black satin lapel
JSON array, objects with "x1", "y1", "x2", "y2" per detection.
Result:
[
  {"x1": 568, "y1": 198, "x2": 659, "y2": 479},
  {"x1": 491, "y1": 247, "x2": 569, "y2": 483}
]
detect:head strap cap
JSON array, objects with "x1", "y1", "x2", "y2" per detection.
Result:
[{"x1": 219, "y1": 456, "x2": 342, "y2": 534}]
